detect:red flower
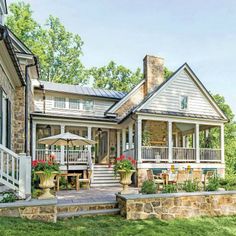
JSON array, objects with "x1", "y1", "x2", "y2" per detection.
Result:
[
  {"x1": 120, "y1": 155, "x2": 125, "y2": 160},
  {"x1": 32, "y1": 160, "x2": 38, "y2": 167}
]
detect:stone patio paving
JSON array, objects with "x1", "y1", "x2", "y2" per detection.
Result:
[{"x1": 57, "y1": 187, "x2": 130, "y2": 204}]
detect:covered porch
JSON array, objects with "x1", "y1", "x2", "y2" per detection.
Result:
[{"x1": 122, "y1": 115, "x2": 225, "y2": 165}]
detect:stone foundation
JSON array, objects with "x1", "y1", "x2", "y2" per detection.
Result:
[
  {"x1": 0, "y1": 199, "x2": 57, "y2": 222},
  {"x1": 117, "y1": 191, "x2": 236, "y2": 220}
]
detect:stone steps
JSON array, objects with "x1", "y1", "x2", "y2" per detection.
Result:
[{"x1": 57, "y1": 201, "x2": 120, "y2": 219}]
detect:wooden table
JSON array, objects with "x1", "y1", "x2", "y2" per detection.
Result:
[{"x1": 56, "y1": 173, "x2": 82, "y2": 191}]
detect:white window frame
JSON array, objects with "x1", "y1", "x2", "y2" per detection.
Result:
[
  {"x1": 69, "y1": 98, "x2": 80, "y2": 110},
  {"x1": 180, "y1": 95, "x2": 188, "y2": 111},
  {"x1": 82, "y1": 100, "x2": 94, "y2": 111},
  {"x1": 54, "y1": 97, "x2": 66, "y2": 109}
]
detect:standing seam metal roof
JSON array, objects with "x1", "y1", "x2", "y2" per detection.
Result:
[{"x1": 40, "y1": 81, "x2": 126, "y2": 99}]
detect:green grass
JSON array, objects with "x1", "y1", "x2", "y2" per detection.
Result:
[{"x1": 1, "y1": 215, "x2": 236, "y2": 236}]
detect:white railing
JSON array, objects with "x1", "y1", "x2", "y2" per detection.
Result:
[
  {"x1": 141, "y1": 146, "x2": 168, "y2": 162},
  {"x1": 123, "y1": 148, "x2": 135, "y2": 158},
  {"x1": 173, "y1": 147, "x2": 196, "y2": 162},
  {"x1": 200, "y1": 148, "x2": 221, "y2": 162},
  {"x1": 64, "y1": 150, "x2": 89, "y2": 164},
  {"x1": 35, "y1": 149, "x2": 89, "y2": 165},
  {"x1": 0, "y1": 145, "x2": 31, "y2": 199}
]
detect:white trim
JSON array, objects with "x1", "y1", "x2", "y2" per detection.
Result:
[
  {"x1": 128, "y1": 123, "x2": 133, "y2": 149},
  {"x1": 117, "y1": 130, "x2": 121, "y2": 157},
  {"x1": 195, "y1": 123, "x2": 200, "y2": 163},
  {"x1": 221, "y1": 124, "x2": 225, "y2": 164},
  {"x1": 136, "y1": 65, "x2": 227, "y2": 121},
  {"x1": 107, "y1": 80, "x2": 145, "y2": 114},
  {"x1": 122, "y1": 128, "x2": 126, "y2": 152},
  {"x1": 168, "y1": 121, "x2": 173, "y2": 163}
]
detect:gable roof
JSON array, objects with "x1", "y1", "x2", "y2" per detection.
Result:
[
  {"x1": 40, "y1": 81, "x2": 127, "y2": 100},
  {"x1": 119, "y1": 63, "x2": 227, "y2": 123},
  {"x1": 105, "y1": 79, "x2": 145, "y2": 115}
]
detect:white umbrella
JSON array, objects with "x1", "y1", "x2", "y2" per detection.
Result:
[{"x1": 38, "y1": 132, "x2": 96, "y2": 170}]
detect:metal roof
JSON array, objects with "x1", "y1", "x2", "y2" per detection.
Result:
[{"x1": 40, "y1": 81, "x2": 126, "y2": 100}]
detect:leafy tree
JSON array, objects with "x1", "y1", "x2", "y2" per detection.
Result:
[
  {"x1": 91, "y1": 61, "x2": 172, "y2": 92},
  {"x1": 6, "y1": 2, "x2": 88, "y2": 84}
]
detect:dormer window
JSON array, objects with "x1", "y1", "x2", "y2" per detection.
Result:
[
  {"x1": 180, "y1": 95, "x2": 188, "y2": 110},
  {"x1": 54, "y1": 97, "x2": 66, "y2": 108}
]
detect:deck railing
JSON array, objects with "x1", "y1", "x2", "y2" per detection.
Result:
[
  {"x1": 141, "y1": 146, "x2": 168, "y2": 162},
  {"x1": 123, "y1": 148, "x2": 135, "y2": 158},
  {"x1": 35, "y1": 149, "x2": 89, "y2": 165},
  {"x1": 200, "y1": 148, "x2": 221, "y2": 162},
  {"x1": 173, "y1": 147, "x2": 196, "y2": 162}
]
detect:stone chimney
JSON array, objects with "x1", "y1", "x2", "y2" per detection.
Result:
[{"x1": 143, "y1": 55, "x2": 164, "y2": 95}]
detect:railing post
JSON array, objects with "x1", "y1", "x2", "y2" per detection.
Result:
[
  {"x1": 122, "y1": 128, "x2": 126, "y2": 152},
  {"x1": 195, "y1": 123, "x2": 200, "y2": 163},
  {"x1": 87, "y1": 126, "x2": 92, "y2": 158},
  {"x1": 128, "y1": 123, "x2": 133, "y2": 149},
  {"x1": 60, "y1": 125, "x2": 65, "y2": 165},
  {"x1": 135, "y1": 118, "x2": 142, "y2": 164},
  {"x1": 19, "y1": 153, "x2": 31, "y2": 199},
  {"x1": 220, "y1": 124, "x2": 225, "y2": 164},
  {"x1": 168, "y1": 121, "x2": 173, "y2": 163},
  {"x1": 117, "y1": 130, "x2": 121, "y2": 157}
]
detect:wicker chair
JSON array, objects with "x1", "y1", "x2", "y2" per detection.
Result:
[
  {"x1": 204, "y1": 171, "x2": 215, "y2": 188},
  {"x1": 176, "y1": 170, "x2": 189, "y2": 189},
  {"x1": 146, "y1": 169, "x2": 164, "y2": 191}
]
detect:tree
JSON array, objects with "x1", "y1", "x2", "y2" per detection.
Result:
[
  {"x1": 6, "y1": 2, "x2": 88, "y2": 84},
  {"x1": 91, "y1": 61, "x2": 172, "y2": 92}
]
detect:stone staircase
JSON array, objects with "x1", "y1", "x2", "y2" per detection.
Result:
[
  {"x1": 57, "y1": 201, "x2": 120, "y2": 219},
  {"x1": 91, "y1": 165, "x2": 121, "y2": 187}
]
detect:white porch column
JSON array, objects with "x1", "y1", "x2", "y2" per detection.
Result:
[
  {"x1": 60, "y1": 125, "x2": 65, "y2": 165},
  {"x1": 136, "y1": 118, "x2": 142, "y2": 164},
  {"x1": 32, "y1": 122, "x2": 36, "y2": 160},
  {"x1": 87, "y1": 126, "x2": 92, "y2": 153},
  {"x1": 195, "y1": 123, "x2": 200, "y2": 163},
  {"x1": 128, "y1": 123, "x2": 133, "y2": 149},
  {"x1": 117, "y1": 130, "x2": 121, "y2": 157},
  {"x1": 122, "y1": 128, "x2": 126, "y2": 152},
  {"x1": 220, "y1": 124, "x2": 225, "y2": 164},
  {"x1": 168, "y1": 121, "x2": 173, "y2": 163}
]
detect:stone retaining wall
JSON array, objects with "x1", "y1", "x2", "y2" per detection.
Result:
[
  {"x1": 0, "y1": 199, "x2": 57, "y2": 222},
  {"x1": 117, "y1": 191, "x2": 236, "y2": 220}
]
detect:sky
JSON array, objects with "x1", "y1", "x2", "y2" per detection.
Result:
[{"x1": 8, "y1": 0, "x2": 236, "y2": 116}]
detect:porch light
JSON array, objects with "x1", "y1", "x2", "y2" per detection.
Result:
[{"x1": 97, "y1": 128, "x2": 102, "y2": 134}]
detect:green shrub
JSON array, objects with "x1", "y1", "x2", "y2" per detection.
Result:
[
  {"x1": 205, "y1": 175, "x2": 220, "y2": 191},
  {"x1": 0, "y1": 191, "x2": 17, "y2": 203},
  {"x1": 162, "y1": 184, "x2": 177, "y2": 194},
  {"x1": 183, "y1": 180, "x2": 200, "y2": 192},
  {"x1": 219, "y1": 176, "x2": 236, "y2": 190},
  {"x1": 141, "y1": 180, "x2": 157, "y2": 194}
]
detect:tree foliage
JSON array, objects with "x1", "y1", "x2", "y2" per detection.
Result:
[{"x1": 6, "y1": 2, "x2": 88, "y2": 84}]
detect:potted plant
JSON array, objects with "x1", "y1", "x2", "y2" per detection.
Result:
[
  {"x1": 32, "y1": 155, "x2": 60, "y2": 199},
  {"x1": 114, "y1": 155, "x2": 136, "y2": 194}
]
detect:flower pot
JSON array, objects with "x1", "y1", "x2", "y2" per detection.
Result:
[
  {"x1": 118, "y1": 170, "x2": 136, "y2": 194},
  {"x1": 35, "y1": 171, "x2": 58, "y2": 199}
]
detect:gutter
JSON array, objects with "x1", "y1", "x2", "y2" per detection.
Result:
[{"x1": 25, "y1": 56, "x2": 38, "y2": 155}]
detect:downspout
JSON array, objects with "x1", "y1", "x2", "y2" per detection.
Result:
[{"x1": 25, "y1": 56, "x2": 38, "y2": 155}]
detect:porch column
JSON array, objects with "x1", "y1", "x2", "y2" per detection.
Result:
[
  {"x1": 117, "y1": 130, "x2": 121, "y2": 157},
  {"x1": 32, "y1": 122, "x2": 36, "y2": 160},
  {"x1": 60, "y1": 125, "x2": 65, "y2": 165},
  {"x1": 168, "y1": 121, "x2": 173, "y2": 163},
  {"x1": 220, "y1": 124, "x2": 225, "y2": 164},
  {"x1": 136, "y1": 118, "x2": 142, "y2": 164},
  {"x1": 195, "y1": 123, "x2": 200, "y2": 163},
  {"x1": 122, "y1": 128, "x2": 126, "y2": 152},
  {"x1": 128, "y1": 123, "x2": 133, "y2": 149},
  {"x1": 87, "y1": 126, "x2": 92, "y2": 155}
]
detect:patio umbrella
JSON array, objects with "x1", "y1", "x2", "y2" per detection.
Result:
[{"x1": 38, "y1": 132, "x2": 96, "y2": 171}]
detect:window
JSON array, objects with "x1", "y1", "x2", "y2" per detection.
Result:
[
  {"x1": 180, "y1": 95, "x2": 188, "y2": 110},
  {"x1": 82, "y1": 100, "x2": 94, "y2": 111},
  {"x1": 69, "y1": 98, "x2": 80, "y2": 109},
  {"x1": 54, "y1": 97, "x2": 66, "y2": 108}
]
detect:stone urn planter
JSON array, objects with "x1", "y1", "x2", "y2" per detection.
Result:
[
  {"x1": 35, "y1": 171, "x2": 58, "y2": 199},
  {"x1": 118, "y1": 170, "x2": 136, "y2": 194}
]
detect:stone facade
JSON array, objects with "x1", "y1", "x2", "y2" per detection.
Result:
[
  {"x1": 117, "y1": 191, "x2": 236, "y2": 220},
  {"x1": 0, "y1": 199, "x2": 57, "y2": 222}
]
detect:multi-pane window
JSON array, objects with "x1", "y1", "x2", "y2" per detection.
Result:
[
  {"x1": 54, "y1": 97, "x2": 66, "y2": 108},
  {"x1": 82, "y1": 100, "x2": 94, "y2": 111},
  {"x1": 69, "y1": 98, "x2": 80, "y2": 109},
  {"x1": 180, "y1": 95, "x2": 188, "y2": 110}
]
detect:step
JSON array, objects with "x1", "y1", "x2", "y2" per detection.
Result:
[
  {"x1": 94, "y1": 165, "x2": 114, "y2": 168},
  {"x1": 93, "y1": 170, "x2": 115, "y2": 174},
  {"x1": 94, "y1": 176, "x2": 120, "y2": 180},
  {"x1": 93, "y1": 168, "x2": 115, "y2": 171},
  {"x1": 57, "y1": 208, "x2": 120, "y2": 219},
  {"x1": 92, "y1": 179, "x2": 120, "y2": 183},
  {"x1": 91, "y1": 183, "x2": 121, "y2": 187}
]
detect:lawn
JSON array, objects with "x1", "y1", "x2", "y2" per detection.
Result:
[{"x1": 0, "y1": 215, "x2": 236, "y2": 236}]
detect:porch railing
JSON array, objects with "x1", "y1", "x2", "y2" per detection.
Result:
[
  {"x1": 141, "y1": 146, "x2": 168, "y2": 162},
  {"x1": 200, "y1": 148, "x2": 221, "y2": 162},
  {"x1": 173, "y1": 147, "x2": 196, "y2": 162},
  {"x1": 123, "y1": 148, "x2": 135, "y2": 158},
  {"x1": 35, "y1": 149, "x2": 89, "y2": 165}
]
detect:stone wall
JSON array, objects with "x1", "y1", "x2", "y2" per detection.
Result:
[
  {"x1": 117, "y1": 191, "x2": 236, "y2": 220},
  {"x1": 0, "y1": 199, "x2": 57, "y2": 222}
]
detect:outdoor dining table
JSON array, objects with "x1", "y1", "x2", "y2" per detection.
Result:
[{"x1": 56, "y1": 173, "x2": 82, "y2": 191}]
